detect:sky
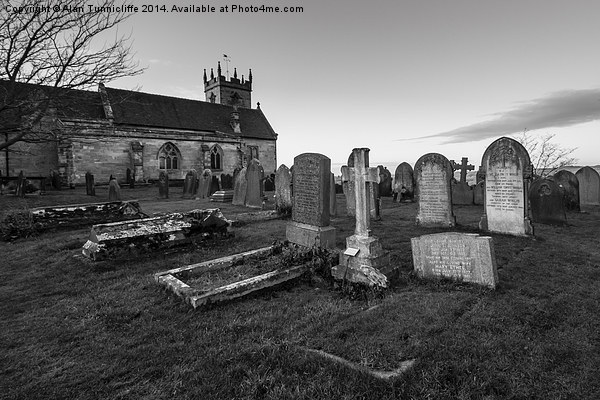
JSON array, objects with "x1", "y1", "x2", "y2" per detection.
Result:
[{"x1": 110, "y1": 0, "x2": 600, "y2": 172}]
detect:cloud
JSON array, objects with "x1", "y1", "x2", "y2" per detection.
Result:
[{"x1": 403, "y1": 88, "x2": 600, "y2": 144}]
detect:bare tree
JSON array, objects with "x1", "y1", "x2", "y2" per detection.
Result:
[
  {"x1": 514, "y1": 129, "x2": 578, "y2": 178},
  {"x1": 0, "y1": 0, "x2": 144, "y2": 151}
]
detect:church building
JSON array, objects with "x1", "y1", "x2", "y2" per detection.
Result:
[{"x1": 0, "y1": 62, "x2": 277, "y2": 186}]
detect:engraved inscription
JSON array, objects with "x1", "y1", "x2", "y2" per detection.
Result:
[
  {"x1": 418, "y1": 163, "x2": 450, "y2": 220},
  {"x1": 486, "y1": 167, "x2": 524, "y2": 213},
  {"x1": 292, "y1": 156, "x2": 328, "y2": 226},
  {"x1": 424, "y1": 240, "x2": 473, "y2": 280}
]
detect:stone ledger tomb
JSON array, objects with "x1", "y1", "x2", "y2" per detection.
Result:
[
  {"x1": 412, "y1": 232, "x2": 498, "y2": 289},
  {"x1": 286, "y1": 153, "x2": 336, "y2": 248}
]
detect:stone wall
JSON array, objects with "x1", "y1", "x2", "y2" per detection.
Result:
[{"x1": 244, "y1": 138, "x2": 277, "y2": 175}]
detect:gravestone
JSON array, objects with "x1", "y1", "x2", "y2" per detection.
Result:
[
  {"x1": 245, "y1": 159, "x2": 264, "y2": 208},
  {"x1": 85, "y1": 172, "x2": 95, "y2": 196},
  {"x1": 575, "y1": 166, "x2": 600, "y2": 210},
  {"x1": 210, "y1": 175, "x2": 220, "y2": 196},
  {"x1": 182, "y1": 170, "x2": 198, "y2": 199},
  {"x1": 158, "y1": 171, "x2": 169, "y2": 199},
  {"x1": 198, "y1": 169, "x2": 213, "y2": 198},
  {"x1": 378, "y1": 166, "x2": 393, "y2": 197},
  {"x1": 529, "y1": 178, "x2": 567, "y2": 225},
  {"x1": 411, "y1": 233, "x2": 498, "y2": 289},
  {"x1": 342, "y1": 153, "x2": 356, "y2": 216},
  {"x1": 286, "y1": 153, "x2": 335, "y2": 248},
  {"x1": 50, "y1": 169, "x2": 61, "y2": 190},
  {"x1": 473, "y1": 181, "x2": 484, "y2": 205},
  {"x1": 330, "y1": 172, "x2": 337, "y2": 218},
  {"x1": 232, "y1": 167, "x2": 247, "y2": 206},
  {"x1": 15, "y1": 171, "x2": 25, "y2": 198},
  {"x1": 275, "y1": 164, "x2": 292, "y2": 214},
  {"x1": 451, "y1": 157, "x2": 475, "y2": 205},
  {"x1": 479, "y1": 137, "x2": 534, "y2": 236},
  {"x1": 108, "y1": 176, "x2": 121, "y2": 201},
  {"x1": 264, "y1": 174, "x2": 275, "y2": 192},
  {"x1": 553, "y1": 170, "x2": 579, "y2": 211},
  {"x1": 332, "y1": 148, "x2": 393, "y2": 288},
  {"x1": 393, "y1": 162, "x2": 415, "y2": 202},
  {"x1": 126, "y1": 168, "x2": 135, "y2": 189},
  {"x1": 220, "y1": 173, "x2": 234, "y2": 190},
  {"x1": 414, "y1": 153, "x2": 456, "y2": 227}
]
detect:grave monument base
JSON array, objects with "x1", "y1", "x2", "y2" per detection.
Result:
[
  {"x1": 331, "y1": 235, "x2": 395, "y2": 287},
  {"x1": 286, "y1": 221, "x2": 336, "y2": 249}
]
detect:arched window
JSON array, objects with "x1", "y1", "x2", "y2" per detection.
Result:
[
  {"x1": 158, "y1": 142, "x2": 181, "y2": 170},
  {"x1": 210, "y1": 145, "x2": 223, "y2": 170}
]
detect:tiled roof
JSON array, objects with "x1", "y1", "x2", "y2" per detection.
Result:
[
  {"x1": 105, "y1": 87, "x2": 277, "y2": 140},
  {"x1": 0, "y1": 81, "x2": 277, "y2": 140}
]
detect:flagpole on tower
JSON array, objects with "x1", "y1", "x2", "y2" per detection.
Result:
[{"x1": 223, "y1": 54, "x2": 230, "y2": 79}]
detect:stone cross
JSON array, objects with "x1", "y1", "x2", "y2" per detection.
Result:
[
  {"x1": 451, "y1": 157, "x2": 475, "y2": 184},
  {"x1": 341, "y1": 148, "x2": 380, "y2": 237}
]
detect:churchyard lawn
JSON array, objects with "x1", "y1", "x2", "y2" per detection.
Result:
[{"x1": 1, "y1": 186, "x2": 599, "y2": 399}]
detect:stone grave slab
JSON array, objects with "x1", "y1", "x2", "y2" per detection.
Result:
[
  {"x1": 479, "y1": 137, "x2": 533, "y2": 236},
  {"x1": 275, "y1": 164, "x2": 292, "y2": 215},
  {"x1": 411, "y1": 232, "x2": 498, "y2": 289},
  {"x1": 414, "y1": 153, "x2": 456, "y2": 227},
  {"x1": 232, "y1": 166, "x2": 247, "y2": 206},
  {"x1": 85, "y1": 172, "x2": 95, "y2": 196},
  {"x1": 158, "y1": 171, "x2": 169, "y2": 199},
  {"x1": 108, "y1": 177, "x2": 121, "y2": 201},
  {"x1": 245, "y1": 159, "x2": 264, "y2": 208},
  {"x1": 575, "y1": 166, "x2": 600, "y2": 210},
  {"x1": 182, "y1": 169, "x2": 198, "y2": 199},
  {"x1": 378, "y1": 166, "x2": 393, "y2": 197}
]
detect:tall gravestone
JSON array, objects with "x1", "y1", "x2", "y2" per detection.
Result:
[
  {"x1": 378, "y1": 166, "x2": 393, "y2": 197},
  {"x1": 50, "y1": 170, "x2": 61, "y2": 190},
  {"x1": 332, "y1": 148, "x2": 392, "y2": 288},
  {"x1": 245, "y1": 159, "x2": 264, "y2": 208},
  {"x1": 451, "y1": 157, "x2": 475, "y2": 205},
  {"x1": 414, "y1": 153, "x2": 456, "y2": 227},
  {"x1": 285, "y1": 153, "x2": 335, "y2": 248},
  {"x1": 232, "y1": 166, "x2": 247, "y2": 206},
  {"x1": 575, "y1": 166, "x2": 600, "y2": 210},
  {"x1": 108, "y1": 176, "x2": 121, "y2": 201},
  {"x1": 85, "y1": 172, "x2": 95, "y2": 196},
  {"x1": 158, "y1": 171, "x2": 169, "y2": 199},
  {"x1": 275, "y1": 164, "x2": 292, "y2": 214},
  {"x1": 412, "y1": 233, "x2": 498, "y2": 289},
  {"x1": 15, "y1": 171, "x2": 25, "y2": 198},
  {"x1": 393, "y1": 162, "x2": 414, "y2": 202},
  {"x1": 529, "y1": 178, "x2": 567, "y2": 225},
  {"x1": 182, "y1": 170, "x2": 198, "y2": 199},
  {"x1": 198, "y1": 169, "x2": 212, "y2": 198},
  {"x1": 220, "y1": 173, "x2": 234, "y2": 190},
  {"x1": 210, "y1": 175, "x2": 220, "y2": 196},
  {"x1": 553, "y1": 170, "x2": 579, "y2": 211},
  {"x1": 479, "y1": 137, "x2": 533, "y2": 236}
]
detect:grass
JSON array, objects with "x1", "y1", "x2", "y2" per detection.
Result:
[{"x1": 1, "y1": 186, "x2": 600, "y2": 399}]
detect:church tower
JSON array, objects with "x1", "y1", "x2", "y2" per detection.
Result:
[{"x1": 203, "y1": 62, "x2": 252, "y2": 108}]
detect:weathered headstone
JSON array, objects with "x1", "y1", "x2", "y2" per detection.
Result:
[
  {"x1": 575, "y1": 166, "x2": 600, "y2": 210},
  {"x1": 245, "y1": 159, "x2": 264, "y2": 208},
  {"x1": 210, "y1": 175, "x2": 220, "y2": 196},
  {"x1": 198, "y1": 169, "x2": 212, "y2": 199},
  {"x1": 330, "y1": 172, "x2": 337, "y2": 218},
  {"x1": 85, "y1": 172, "x2": 95, "y2": 196},
  {"x1": 220, "y1": 173, "x2": 234, "y2": 190},
  {"x1": 393, "y1": 162, "x2": 414, "y2": 202},
  {"x1": 50, "y1": 169, "x2": 61, "y2": 190},
  {"x1": 15, "y1": 171, "x2": 25, "y2": 198},
  {"x1": 479, "y1": 137, "x2": 533, "y2": 236},
  {"x1": 411, "y1": 232, "x2": 498, "y2": 289},
  {"x1": 332, "y1": 148, "x2": 392, "y2": 287},
  {"x1": 275, "y1": 164, "x2": 292, "y2": 215},
  {"x1": 285, "y1": 153, "x2": 336, "y2": 248},
  {"x1": 108, "y1": 176, "x2": 121, "y2": 201},
  {"x1": 232, "y1": 166, "x2": 247, "y2": 206},
  {"x1": 378, "y1": 166, "x2": 393, "y2": 197},
  {"x1": 182, "y1": 170, "x2": 198, "y2": 199},
  {"x1": 553, "y1": 170, "x2": 579, "y2": 211},
  {"x1": 414, "y1": 153, "x2": 456, "y2": 227},
  {"x1": 529, "y1": 178, "x2": 567, "y2": 225},
  {"x1": 473, "y1": 181, "x2": 484, "y2": 205},
  {"x1": 158, "y1": 171, "x2": 169, "y2": 199},
  {"x1": 126, "y1": 168, "x2": 135, "y2": 189},
  {"x1": 451, "y1": 157, "x2": 475, "y2": 205},
  {"x1": 264, "y1": 174, "x2": 275, "y2": 192},
  {"x1": 342, "y1": 153, "x2": 356, "y2": 216}
]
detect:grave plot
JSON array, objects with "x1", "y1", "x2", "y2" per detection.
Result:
[
  {"x1": 155, "y1": 242, "x2": 338, "y2": 309},
  {"x1": 82, "y1": 208, "x2": 231, "y2": 260},
  {"x1": 1, "y1": 200, "x2": 145, "y2": 241}
]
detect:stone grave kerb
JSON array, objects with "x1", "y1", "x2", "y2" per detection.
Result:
[{"x1": 332, "y1": 148, "x2": 394, "y2": 288}]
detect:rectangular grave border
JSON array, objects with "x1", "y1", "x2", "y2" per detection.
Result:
[{"x1": 155, "y1": 245, "x2": 313, "y2": 309}]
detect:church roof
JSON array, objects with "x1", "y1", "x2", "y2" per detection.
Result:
[
  {"x1": 104, "y1": 87, "x2": 276, "y2": 140},
  {"x1": 0, "y1": 80, "x2": 277, "y2": 140}
]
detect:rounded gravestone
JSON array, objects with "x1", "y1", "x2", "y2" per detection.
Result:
[
  {"x1": 394, "y1": 162, "x2": 414, "y2": 202},
  {"x1": 553, "y1": 170, "x2": 579, "y2": 211},
  {"x1": 414, "y1": 153, "x2": 456, "y2": 227},
  {"x1": 575, "y1": 166, "x2": 600, "y2": 209},
  {"x1": 529, "y1": 178, "x2": 567, "y2": 225}
]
